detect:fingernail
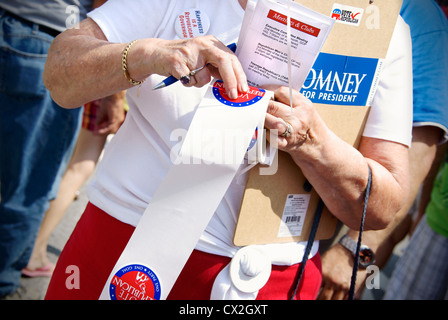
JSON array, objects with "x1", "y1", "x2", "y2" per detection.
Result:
[{"x1": 230, "y1": 88, "x2": 238, "y2": 100}]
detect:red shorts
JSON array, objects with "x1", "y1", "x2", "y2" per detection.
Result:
[{"x1": 45, "y1": 203, "x2": 322, "y2": 300}]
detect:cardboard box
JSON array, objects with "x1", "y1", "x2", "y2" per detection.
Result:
[{"x1": 234, "y1": 0, "x2": 402, "y2": 246}]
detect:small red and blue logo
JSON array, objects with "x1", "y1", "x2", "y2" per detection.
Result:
[
  {"x1": 109, "y1": 264, "x2": 161, "y2": 300},
  {"x1": 330, "y1": 4, "x2": 363, "y2": 26},
  {"x1": 212, "y1": 80, "x2": 265, "y2": 107},
  {"x1": 331, "y1": 8, "x2": 342, "y2": 20}
]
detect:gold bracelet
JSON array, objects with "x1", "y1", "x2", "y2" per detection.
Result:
[{"x1": 122, "y1": 40, "x2": 145, "y2": 86}]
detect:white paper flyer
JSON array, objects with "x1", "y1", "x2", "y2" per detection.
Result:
[{"x1": 236, "y1": 0, "x2": 335, "y2": 89}]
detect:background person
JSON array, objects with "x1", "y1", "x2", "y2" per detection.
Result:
[
  {"x1": 0, "y1": 0, "x2": 94, "y2": 298},
  {"x1": 22, "y1": 93, "x2": 126, "y2": 278},
  {"x1": 383, "y1": 145, "x2": 448, "y2": 299},
  {"x1": 318, "y1": 0, "x2": 448, "y2": 300}
]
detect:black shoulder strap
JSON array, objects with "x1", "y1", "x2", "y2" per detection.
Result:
[{"x1": 289, "y1": 165, "x2": 373, "y2": 300}]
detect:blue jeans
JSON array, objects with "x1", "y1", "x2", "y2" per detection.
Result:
[{"x1": 0, "y1": 9, "x2": 82, "y2": 297}]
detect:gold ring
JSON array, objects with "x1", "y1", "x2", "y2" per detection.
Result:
[{"x1": 280, "y1": 122, "x2": 292, "y2": 138}]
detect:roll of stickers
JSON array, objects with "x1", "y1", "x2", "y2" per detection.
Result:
[{"x1": 99, "y1": 80, "x2": 273, "y2": 300}]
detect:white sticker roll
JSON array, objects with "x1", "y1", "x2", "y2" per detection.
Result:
[{"x1": 99, "y1": 81, "x2": 273, "y2": 300}]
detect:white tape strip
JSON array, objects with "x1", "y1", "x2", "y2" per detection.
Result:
[{"x1": 99, "y1": 81, "x2": 273, "y2": 300}]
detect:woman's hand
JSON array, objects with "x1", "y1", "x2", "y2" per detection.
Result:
[
  {"x1": 94, "y1": 91, "x2": 126, "y2": 135},
  {"x1": 129, "y1": 35, "x2": 249, "y2": 99},
  {"x1": 264, "y1": 86, "x2": 326, "y2": 160}
]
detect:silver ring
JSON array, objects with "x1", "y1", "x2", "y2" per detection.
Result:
[
  {"x1": 280, "y1": 122, "x2": 292, "y2": 138},
  {"x1": 180, "y1": 66, "x2": 205, "y2": 85}
]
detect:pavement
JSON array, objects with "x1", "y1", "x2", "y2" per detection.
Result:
[{"x1": 2, "y1": 174, "x2": 409, "y2": 300}]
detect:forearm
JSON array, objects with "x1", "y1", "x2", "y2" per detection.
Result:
[
  {"x1": 43, "y1": 20, "x2": 143, "y2": 108},
  {"x1": 265, "y1": 88, "x2": 410, "y2": 231},
  {"x1": 346, "y1": 126, "x2": 442, "y2": 251},
  {"x1": 44, "y1": 18, "x2": 248, "y2": 108},
  {"x1": 290, "y1": 116, "x2": 409, "y2": 230}
]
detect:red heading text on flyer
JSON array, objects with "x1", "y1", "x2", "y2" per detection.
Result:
[{"x1": 267, "y1": 10, "x2": 321, "y2": 37}]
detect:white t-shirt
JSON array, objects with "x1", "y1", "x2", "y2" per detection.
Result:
[{"x1": 87, "y1": 0, "x2": 412, "y2": 263}]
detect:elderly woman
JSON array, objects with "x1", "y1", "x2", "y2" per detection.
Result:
[{"x1": 43, "y1": 0, "x2": 411, "y2": 300}]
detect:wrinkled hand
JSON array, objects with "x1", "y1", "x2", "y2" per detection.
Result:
[
  {"x1": 94, "y1": 92, "x2": 126, "y2": 135},
  {"x1": 318, "y1": 244, "x2": 367, "y2": 300},
  {"x1": 147, "y1": 35, "x2": 248, "y2": 99},
  {"x1": 264, "y1": 86, "x2": 324, "y2": 156}
]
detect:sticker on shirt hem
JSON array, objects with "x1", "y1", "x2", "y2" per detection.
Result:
[
  {"x1": 109, "y1": 264, "x2": 161, "y2": 300},
  {"x1": 331, "y1": 3, "x2": 364, "y2": 27}
]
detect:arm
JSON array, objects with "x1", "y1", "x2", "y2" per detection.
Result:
[
  {"x1": 348, "y1": 127, "x2": 443, "y2": 251},
  {"x1": 43, "y1": 18, "x2": 128, "y2": 108},
  {"x1": 318, "y1": 126, "x2": 442, "y2": 300},
  {"x1": 264, "y1": 17, "x2": 412, "y2": 231},
  {"x1": 265, "y1": 87, "x2": 410, "y2": 231},
  {"x1": 43, "y1": 18, "x2": 248, "y2": 108},
  {"x1": 413, "y1": 141, "x2": 448, "y2": 231}
]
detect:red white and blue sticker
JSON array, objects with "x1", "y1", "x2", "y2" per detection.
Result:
[
  {"x1": 175, "y1": 8, "x2": 210, "y2": 39},
  {"x1": 330, "y1": 3, "x2": 364, "y2": 26},
  {"x1": 109, "y1": 264, "x2": 161, "y2": 300},
  {"x1": 247, "y1": 127, "x2": 258, "y2": 151},
  {"x1": 212, "y1": 80, "x2": 266, "y2": 107}
]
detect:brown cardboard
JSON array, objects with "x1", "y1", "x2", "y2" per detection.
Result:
[
  {"x1": 233, "y1": 0, "x2": 402, "y2": 246},
  {"x1": 298, "y1": 0, "x2": 402, "y2": 58}
]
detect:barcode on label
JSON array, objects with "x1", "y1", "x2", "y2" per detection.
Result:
[
  {"x1": 278, "y1": 194, "x2": 311, "y2": 238},
  {"x1": 285, "y1": 215, "x2": 301, "y2": 224}
]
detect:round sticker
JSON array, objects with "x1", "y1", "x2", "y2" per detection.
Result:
[
  {"x1": 247, "y1": 127, "x2": 258, "y2": 151},
  {"x1": 175, "y1": 8, "x2": 210, "y2": 39},
  {"x1": 212, "y1": 80, "x2": 266, "y2": 107},
  {"x1": 109, "y1": 264, "x2": 161, "y2": 300}
]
